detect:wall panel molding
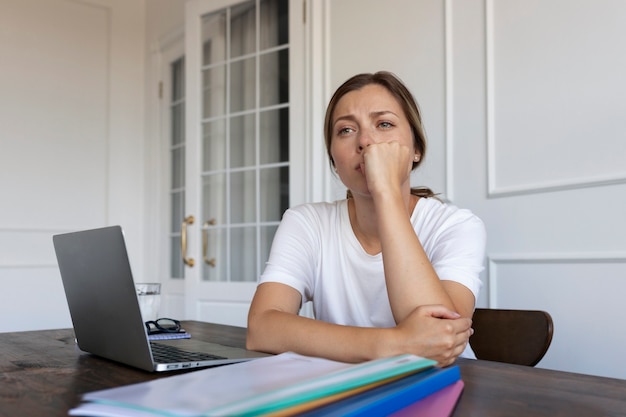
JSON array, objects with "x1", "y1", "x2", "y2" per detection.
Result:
[
  {"x1": 486, "y1": 250, "x2": 626, "y2": 379},
  {"x1": 484, "y1": 0, "x2": 626, "y2": 198},
  {"x1": 487, "y1": 251, "x2": 626, "y2": 307},
  {"x1": 444, "y1": 0, "x2": 454, "y2": 201}
]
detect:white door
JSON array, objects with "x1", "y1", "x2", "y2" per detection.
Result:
[
  {"x1": 179, "y1": 0, "x2": 306, "y2": 326},
  {"x1": 0, "y1": 0, "x2": 145, "y2": 332}
]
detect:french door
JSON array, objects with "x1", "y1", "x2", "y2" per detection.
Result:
[{"x1": 177, "y1": 0, "x2": 304, "y2": 326}]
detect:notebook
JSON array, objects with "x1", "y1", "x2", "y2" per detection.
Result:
[{"x1": 53, "y1": 225, "x2": 270, "y2": 372}]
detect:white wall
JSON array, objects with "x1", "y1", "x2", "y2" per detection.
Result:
[
  {"x1": 0, "y1": 0, "x2": 146, "y2": 332},
  {"x1": 453, "y1": 0, "x2": 626, "y2": 380},
  {"x1": 0, "y1": 0, "x2": 189, "y2": 333},
  {"x1": 322, "y1": 0, "x2": 626, "y2": 380},
  {"x1": 326, "y1": 0, "x2": 449, "y2": 201}
]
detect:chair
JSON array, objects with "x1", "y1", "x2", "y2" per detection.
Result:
[{"x1": 470, "y1": 308, "x2": 554, "y2": 366}]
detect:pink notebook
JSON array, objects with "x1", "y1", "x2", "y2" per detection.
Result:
[{"x1": 389, "y1": 380, "x2": 464, "y2": 417}]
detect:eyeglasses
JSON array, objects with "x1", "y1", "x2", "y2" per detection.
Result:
[{"x1": 145, "y1": 318, "x2": 183, "y2": 335}]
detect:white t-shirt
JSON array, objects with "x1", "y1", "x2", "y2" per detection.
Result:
[{"x1": 259, "y1": 197, "x2": 486, "y2": 357}]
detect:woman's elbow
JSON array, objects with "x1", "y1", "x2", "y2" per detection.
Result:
[
  {"x1": 245, "y1": 334, "x2": 258, "y2": 351},
  {"x1": 246, "y1": 310, "x2": 264, "y2": 351}
]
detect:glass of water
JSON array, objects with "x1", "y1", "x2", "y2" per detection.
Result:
[{"x1": 135, "y1": 282, "x2": 161, "y2": 322}]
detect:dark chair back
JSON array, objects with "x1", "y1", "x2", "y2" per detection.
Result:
[{"x1": 470, "y1": 308, "x2": 554, "y2": 366}]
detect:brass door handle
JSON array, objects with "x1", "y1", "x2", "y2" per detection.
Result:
[
  {"x1": 181, "y1": 215, "x2": 195, "y2": 267},
  {"x1": 202, "y1": 220, "x2": 217, "y2": 268}
]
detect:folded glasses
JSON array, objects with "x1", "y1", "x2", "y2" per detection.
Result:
[{"x1": 145, "y1": 318, "x2": 183, "y2": 335}]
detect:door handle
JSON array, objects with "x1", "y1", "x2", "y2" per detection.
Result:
[
  {"x1": 202, "y1": 219, "x2": 217, "y2": 267},
  {"x1": 181, "y1": 215, "x2": 195, "y2": 267}
]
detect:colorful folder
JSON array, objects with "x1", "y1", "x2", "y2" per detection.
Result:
[
  {"x1": 69, "y1": 352, "x2": 439, "y2": 416},
  {"x1": 390, "y1": 380, "x2": 464, "y2": 417},
  {"x1": 296, "y1": 365, "x2": 461, "y2": 417}
]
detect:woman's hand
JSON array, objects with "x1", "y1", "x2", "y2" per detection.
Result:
[
  {"x1": 361, "y1": 141, "x2": 414, "y2": 197},
  {"x1": 392, "y1": 304, "x2": 473, "y2": 367}
]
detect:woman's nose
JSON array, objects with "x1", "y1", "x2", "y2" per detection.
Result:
[{"x1": 357, "y1": 129, "x2": 375, "y2": 150}]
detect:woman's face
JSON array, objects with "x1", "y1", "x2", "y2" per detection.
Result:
[{"x1": 329, "y1": 83, "x2": 415, "y2": 196}]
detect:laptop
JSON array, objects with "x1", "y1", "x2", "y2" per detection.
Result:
[{"x1": 53, "y1": 225, "x2": 270, "y2": 372}]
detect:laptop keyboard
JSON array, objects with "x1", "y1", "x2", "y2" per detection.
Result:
[{"x1": 150, "y1": 342, "x2": 226, "y2": 363}]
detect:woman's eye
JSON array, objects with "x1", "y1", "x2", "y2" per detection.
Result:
[
  {"x1": 378, "y1": 121, "x2": 393, "y2": 129},
  {"x1": 337, "y1": 127, "x2": 354, "y2": 135}
]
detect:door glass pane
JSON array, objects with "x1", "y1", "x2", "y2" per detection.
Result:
[
  {"x1": 260, "y1": 166, "x2": 288, "y2": 222},
  {"x1": 170, "y1": 236, "x2": 183, "y2": 278},
  {"x1": 172, "y1": 58, "x2": 185, "y2": 101},
  {"x1": 171, "y1": 147, "x2": 185, "y2": 188},
  {"x1": 260, "y1": 107, "x2": 288, "y2": 164},
  {"x1": 260, "y1": 49, "x2": 288, "y2": 107},
  {"x1": 170, "y1": 57, "x2": 185, "y2": 280},
  {"x1": 203, "y1": 64, "x2": 227, "y2": 118},
  {"x1": 260, "y1": 0, "x2": 288, "y2": 49},
  {"x1": 172, "y1": 56, "x2": 185, "y2": 146},
  {"x1": 202, "y1": 227, "x2": 227, "y2": 282},
  {"x1": 231, "y1": 170, "x2": 256, "y2": 223},
  {"x1": 172, "y1": 102, "x2": 184, "y2": 146},
  {"x1": 202, "y1": 11, "x2": 226, "y2": 65},
  {"x1": 202, "y1": 173, "x2": 227, "y2": 225},
  {"x1": 231, "y1": 226, "x2": 256, "y2": 282},
  {"x1": 230, "y1": 57, "x2": 256, "y2": 112},
  {"x1": 171, "y1": 190, "x2": 184, "y2": 233},
  {"x1": 259, "y1": 224, "x2": 278, "y2": 268},
  {"x1": 196, "y1": 0, "x2": 289, "y2": 284},
  {"x1": 230, "y1": 1, "x2": 255, "y2": 58},
  {"x1": 230, "y1": 114, "x2": 256, "y2": 168},
  {"x1": 203, "y1": 118, "x2": 226, "y2": 171}
]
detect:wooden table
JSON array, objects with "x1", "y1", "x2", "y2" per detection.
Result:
[{"x1": 1, "y1": 321, "x2": 625, "y2": 416}]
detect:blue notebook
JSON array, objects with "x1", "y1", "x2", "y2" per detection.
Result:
[
  {"x1": 298, "y1": 365, "x2": 461, "y2": 417},
  {"x1": 147, "y1": 332, "x2": 191, "y2": 341}
]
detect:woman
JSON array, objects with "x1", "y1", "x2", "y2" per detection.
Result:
[{"x1": 247, "y1": 71, "x2": 485, "y2": 367}]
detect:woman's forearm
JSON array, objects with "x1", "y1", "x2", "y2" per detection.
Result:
[
  {"x1": 247, "y1": 309, "x2": 393, "y2": 362},
  {"x1": 247, "y1": 304, "x2": 472, "y2": 366},
  {"x1": 374, "y1": 193, "x2": 458, "y2": 321}
]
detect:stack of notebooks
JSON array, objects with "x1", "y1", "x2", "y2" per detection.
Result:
[{"x1": 70, "y1": 352, "x2": 463, "y2": 416}]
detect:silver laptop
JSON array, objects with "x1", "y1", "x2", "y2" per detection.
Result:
[{"x1": 53, "y1": 225, "x2": 269, "y2": 372}]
